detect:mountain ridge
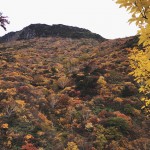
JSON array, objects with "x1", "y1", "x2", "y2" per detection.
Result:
[{"x1": 0, "y1": 23, "x2": 106, "y2": 43}]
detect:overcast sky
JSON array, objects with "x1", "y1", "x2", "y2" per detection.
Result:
[{"x1": 0, "y1": 0, "x2": 138, "y2": 39}]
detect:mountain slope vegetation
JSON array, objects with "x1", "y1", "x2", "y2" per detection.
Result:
[{"x1": 0, "y1": 26, "x2": 149, "y2": 149}]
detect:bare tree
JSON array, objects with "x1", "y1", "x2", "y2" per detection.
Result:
[{"x1": 0, "y1": 12, "x2": 9, "y2": 30}]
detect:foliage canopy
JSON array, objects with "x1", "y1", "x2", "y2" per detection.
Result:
[{"x1": 115, "y1": 0, "x2": 150, "y2": 115}]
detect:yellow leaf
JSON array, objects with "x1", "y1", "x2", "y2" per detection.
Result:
[{"x1": 1, "y1": 123, "x2": 9, "y2": 129}]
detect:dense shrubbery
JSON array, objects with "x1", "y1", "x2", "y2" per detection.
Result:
[{"x1": 0, "y1": 36, "x2": 149, "y2": 149}]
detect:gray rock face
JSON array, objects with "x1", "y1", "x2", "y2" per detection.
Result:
[{"x1": 0, "y1": 24, "x2": 105, "y2": 43}]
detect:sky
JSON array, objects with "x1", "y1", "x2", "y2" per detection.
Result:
[{"x1": 0, "y1": 0, "x2": 139, "y2": 39}]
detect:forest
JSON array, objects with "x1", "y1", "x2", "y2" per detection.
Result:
[{"x1": 0, "y1": 0, "x2": 150, "y2": 149}]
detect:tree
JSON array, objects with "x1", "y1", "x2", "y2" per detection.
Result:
[
  {"x1": 114, "y1": 0, "x2": 150, "y2": 115},
  {"x1": 0, "y1": 12, "x2": 9, "y2": 31}
]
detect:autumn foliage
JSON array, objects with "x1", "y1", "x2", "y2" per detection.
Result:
[
  {"x1": 0, "y1": 35, "x2": 149, "y2": 149},
  {"x1": 0, "y1": 4, "x2": 149, "y2": 149},
  {"x1": 115, "y1": 0, "x2": 150, "y2": 115}
]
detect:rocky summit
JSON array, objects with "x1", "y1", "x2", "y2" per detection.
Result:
[{"x1": 0, "y1": 24, "x2": 105, "y2": 43}]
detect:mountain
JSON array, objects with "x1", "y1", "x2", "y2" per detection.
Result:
[
  {"x1": 0, "y1": 25, "x2": 149, "y2": 150},
  {"x1": 0, "y1": 24, "x2": 105, "y2": 43}
]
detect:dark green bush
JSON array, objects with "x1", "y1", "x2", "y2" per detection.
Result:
[
  {"x1": 105, "y1": 127, "x2": 123, "y2": 140},
  {"x1": 105, "y1": 117, "x2": 129, "y2": 134},
  {"x1": 123, "y1": 104, "x2": 134, "y2": 115}
]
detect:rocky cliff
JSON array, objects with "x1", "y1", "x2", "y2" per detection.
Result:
[{"x1": 0, "y1": 24, "x2": 105, "y2": 43}]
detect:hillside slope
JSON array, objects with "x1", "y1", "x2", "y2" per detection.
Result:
[{"x1": 0, "y1": 34, "x2": 149, "y2": 149}]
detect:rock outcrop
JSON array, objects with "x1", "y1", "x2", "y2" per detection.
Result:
[{"x1": 0, "y1": 24, "x2": 105, "y2": 43}]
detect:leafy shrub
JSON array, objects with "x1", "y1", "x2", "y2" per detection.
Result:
[
  {"x1": 97, "y1": 76, "x2": 107, "y2": 87},
  {"x1": 94, "y1": 133, "x2": 107, "y2": 150},
  {"x1": 74, "y1": 73, "x2": 98, "y2": 96},
  {"x1": 47, "y1": 93, "x2": 59, "y2": 108},
  {"x1": 65, "y1": 142, "x2": 79, "y2": 150},
  {"x1": 123, "y1": 104, "x2": 134, "y2": 115},
  {"x1": 21, "y1": 143, "x2": 38, "y2": 150},
  {"x1": 105, "y1": 127, "x2": 123, "y2": 141},
  {"x1": 93, "y1": 106, "x2": 114, "y2": 115},
  {"x1": 57, "y1": 76, "x2": 70, "y2": 89},
  {"x1": 104, "y1": 117, "x2": 129, "y2": 134},
  {"x1": 0, "y1": 91, "x2": 8, "y2": 100},
  {"x1": 113, "y1": 111, "x2": 132, "y2": 126},
  {"x1": 121, "y1": 82, "x2": 137, "y2": 97},
  {"x1": 121, "y1": 86, "x2": 135, "y2": 97},
  {"x1": 108, "y1": 138, "x2": 150, "y2": 150},
  {"x1": 94, "y1": 125, "x2": 107, "y2": 149},
  {"x1": 107, "y1": 70, "x2": 124, "y2": 84}
]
